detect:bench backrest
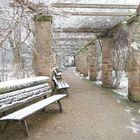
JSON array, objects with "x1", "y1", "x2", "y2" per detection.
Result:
[
  {"x1": 52, "y1": 67, "x2": 62, "y2": 80},
  {"x1": 51, "y1": 68, "x2": 70, "y2": 91},
  {"x1": 0, "y1": 83, "x2": 51, "y2": 113}
]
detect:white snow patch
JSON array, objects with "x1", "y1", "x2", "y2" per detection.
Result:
[
  {"x1": 113, "y1": 88, "x2": 128, "y2": 97},
  {"x1": 127, "y1": 126, "x2": 140, "y2": 134},
  {"x1": 122, "y1": 106, "x2": 133, "y2": 115},
  {"x1": 92, "y1": 71, "x2": 102, "y2": 85},
  {"x1": 80, "y1": 74, "x2": 84, "y2": 77},
  {"x1": 0, "y1": 76, "x2": 49, "y2": 89},
  {"x1": 94, "y1": 80, "x2": 102, "y2": 85},
  {"x1": 113, "y1": 71, "x2": 128, "y2": 97},
  {"x1": 96, "y1": 71, "x2": 102, "y2": 81},
  {"x1": 86, "y1": 76, "x2": 89, "y2": 80},
  {"x1": 127, "y1": 118, "x2": 140, "y2": 134},
  {"x1": 131, "y1": 41, "x2": 140, "y2": 50}
]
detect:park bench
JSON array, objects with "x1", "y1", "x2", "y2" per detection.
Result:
[
  {"x1": 52, "y1": 67, "x2": 70, "y2": 95},
  {"x1": 0, "y1": 76, "x2": 67, "y2": 137}
]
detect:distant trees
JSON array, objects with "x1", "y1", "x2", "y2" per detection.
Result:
[{"x1": 0, "y1": 0, "x2": 35, "y2": 81}]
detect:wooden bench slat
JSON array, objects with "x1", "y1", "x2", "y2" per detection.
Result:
[
  {"x1": 57, "y1": 81, "x2": 70, "y2": 89},
  {"x1": 63, "y1": 82, "x2": 70, "y2": 88},
  {"x1": 56, "y1": 72, "x2": 62, "y2": 76},
  {"x1": 0, "y1": 94, "x2": 67, "y2": 121}
]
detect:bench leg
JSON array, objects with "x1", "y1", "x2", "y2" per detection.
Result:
[
  {"x1": 2, "y1": 111, "x2": 7, "y2": 116},
  {"x1": 57, "y1": 100, "x2": 63, "y2": 113},
  {"x1": 64, "y1": 89, "x2": 68, "y2": 96},
  {"x1": 21, "y1": 120, "x2": 29, "y2": 137},
  {"x1": 44, "y1": 95, "x2": 47, "y2": 99},
  {"x1": 1, "y1": 121, "x2": 10, "y2": 132}
]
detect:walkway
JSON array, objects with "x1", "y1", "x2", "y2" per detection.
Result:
[{"x1": 0, "y1": 68, "x2": 140, "y2": 140}]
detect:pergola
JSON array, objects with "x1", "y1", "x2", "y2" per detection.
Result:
[
  {"x1": 2, "y1": 0, "x2": 140, "y2": 102},
  {"x1": 49, "y1": 0, "x2": 139, "y2": 54}
]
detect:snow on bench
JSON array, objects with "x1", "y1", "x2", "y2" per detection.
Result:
[
  {"x1": 0, "y1": 94, "x2": 67, "y2": 121},
  {"x1": 0, "y1": 83, "x2": 51, "y2": 113},
  {"x1": 0, "y1": 76, "x2": 67, "y2": 137},
  {"x1": 0, "y1": 76, "x2": 49, "y2": 94}
]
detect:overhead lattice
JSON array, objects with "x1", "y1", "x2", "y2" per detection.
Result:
[{"x1": 30, "y1": 0, "x2": 140, "y2": 54}]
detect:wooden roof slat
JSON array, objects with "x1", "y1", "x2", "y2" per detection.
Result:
[
  {"x1": 52, "y1": 44, "x2": 84, "y2": 46},
  {"x1": 54, "y1": 11, "x2": 134, "y2": 16},
  {"x1": 53, "y1": 3, "x2": 138, "y2": 9},
  {"x1": 52, "y1": 38, "x2": 91, "y2": 41},
  {"x1": 54, "y1": 28, "x2": 108, "y2": 33},
  {"x1": 53, "y1": 47, "x2": 81, "y2": 49}
]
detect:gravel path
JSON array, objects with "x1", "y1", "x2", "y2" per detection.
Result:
[{"x1": 0, "y1": 68, "x2": 140, "y2": 140}]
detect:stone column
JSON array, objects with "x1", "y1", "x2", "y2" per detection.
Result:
[
  {"x1": 102, "y1": 37, "x2": 113, "y2": 87},
  {"x1": 128, "y1": 21, "x2": 140, "y2": 102},
  {"x1": 33, "y1": 14, "x2": 53, "y2": 76},
  {"x1": 75, "y1": 55, "x2": 80, "y2": 72},
  {"x1": 89, "y1": 57, "x2": 96, "y2": 81},
  {"x1": 82, "y1": 50, "x2": 88, "y2": 76},
  {"x1": 128, "y1": 48, "x2": 140, "y2": 102},
  {"x1": 75, "y1": 52, "x2": 82, "y2": 73},
  {"x1": 73, "y1": 55, "x2": 76, "y2": 66},
  {"x1": 87, "y1": 45, "x2": 97, "y2": 81}
]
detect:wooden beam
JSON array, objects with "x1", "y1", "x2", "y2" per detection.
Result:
[
  {"x1": 52, "y1": 44, "x2": 84, "y2": 46},
  {"x1": 52, "y1": 3, "x2": 138, "y2": 9},
  {"x1": 53, "y1": 47, "x2": 81, "y2": 54},
  {"x1": 52, "y1": 37, "x2": 91, "y2": 41},
  {"x1": 54, "y1": 28, "x2": 108, "y2": 33},
  {"x1": 54, "y1": 11, "x2": 134, "y2": 16},
  {"x1": 55, "y1": 51, "x2": 78, "y2": 55},
  {"x1": 53, "y1": 47, "x2": 81, "y2": 49}
]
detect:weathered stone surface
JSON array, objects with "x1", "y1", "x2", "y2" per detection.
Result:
[
  {"x1": 75, "y1": 44, "x2": 96, "y2": 78},
  {"x1": 127, "y1": 20, "x2": 140, "y2": 102},
  {"x1": 87, "y1": 45, "x2": 97, "y2": 81},
  {"x1": 33, "y1": 15, "x2": 54, "y2": 76},
  {"x1": 75, "y1": 49, "x2": 88, "y2": 76},
  {"x1": 102, "y1": 37, "x2": 113, "y2": 88}
]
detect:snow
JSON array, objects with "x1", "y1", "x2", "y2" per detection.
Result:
[
  {"x1": 92, "y1": 70, "x2": 128, "y2": 97},
  {"x1": 0, "y1": 83, "x2": 52, "y2": 110},
  {"x1": 113, "y1": 88, "x2": 128, "y2": 97},
  {"x1": 131, "y1": 42, "x2": 140, "y2": 50},
  {"x1": 0, "y1": 83, "x2": 49, "y2": 100},
  {"x1": 0, "y1": 94, "x2": 67, "y2": 120},
  {"x1": 32, "y1": 0, "x2": 140, "y2": 5},
  {"x1": 127, "y1": 118, "x2": 140, "y2": 134},
  {"x1": 86, "y1": 76, "x2": 89, "y2": 80},
  {"x1": 0, "y1": 76, "x2": 49, "y2": 89},
  {"x1": 113, "y1": 72, "x2": 128, "y2": 97},
  {"x1": 96, "y1": 71, "x2": 102, "y2": 81},
  {"x1": 94, "y1": 80, "x2": 102, "y2": 85}
]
